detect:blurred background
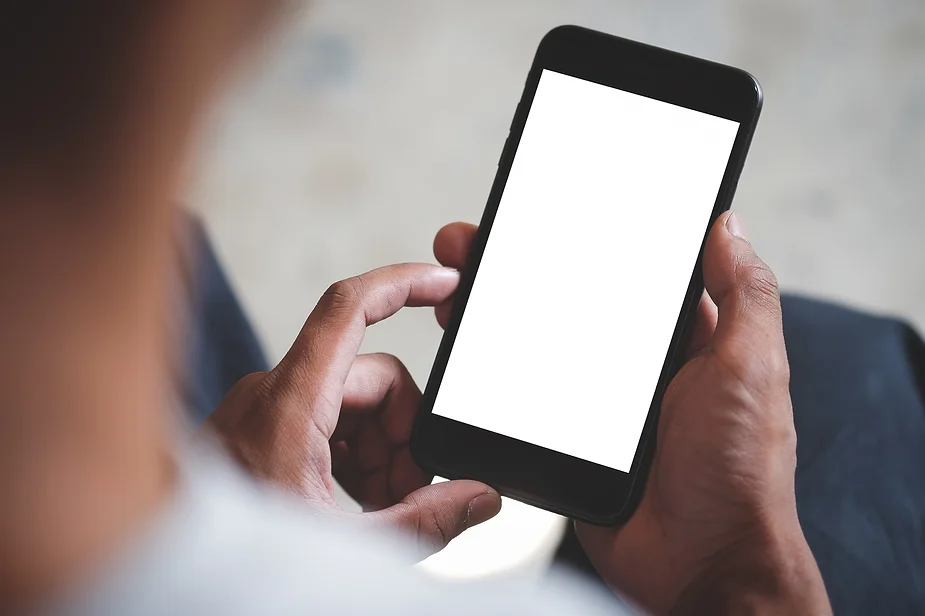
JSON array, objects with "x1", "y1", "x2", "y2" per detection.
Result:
[{"x1": 187, "y1": 0, "x2": 925, "y2": 583}]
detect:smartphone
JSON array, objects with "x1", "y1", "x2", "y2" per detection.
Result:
[{"x1": 411, "y1": 26, "x2": 762, "y2": 525}]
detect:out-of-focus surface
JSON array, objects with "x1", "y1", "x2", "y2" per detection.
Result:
[{"x1": 189, "y1": 0, "x2": 925, "y2": 581}]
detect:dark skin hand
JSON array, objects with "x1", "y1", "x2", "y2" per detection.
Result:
[
  {"x1": 207, "y1": 210, "x2": 831, "y2": 614},
  {"x1": 206, "y1": 264, "x2": 502, "y2": 559},
  {"x1": 433, "y1": 213, "x2": 832, "y2": 615}
]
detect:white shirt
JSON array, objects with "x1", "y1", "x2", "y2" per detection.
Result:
[{"x1": 42, "y1": 444, "x2": 636, "y2": 615}]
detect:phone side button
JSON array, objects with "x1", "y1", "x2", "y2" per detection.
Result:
[
  {"x1": 497, "y1": 134, "x2": 511, "y2": 167},
  {"x1": 511, "y1": 101, "x2": 523, "y2": 129}
]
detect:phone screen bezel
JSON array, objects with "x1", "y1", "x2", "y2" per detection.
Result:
[{"x1": 411, "y1": 25, "x2": 762, "y2": 525}]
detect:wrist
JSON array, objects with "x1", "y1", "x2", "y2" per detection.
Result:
[{"x1": 671, "y1": 516, "x2": 831, "y2": 616}]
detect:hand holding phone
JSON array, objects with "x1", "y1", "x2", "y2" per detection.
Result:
[
  {"x1": 577, "y1": 214, "x2": 831, "y2": 614},
  {"x1": 431, "y1": 216, "x2": 831, "y2": 615}
]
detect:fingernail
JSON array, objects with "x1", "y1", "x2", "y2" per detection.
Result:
[
  {"x1": 437, "y1": 267, "x2": 460, "y2": 278},
  {"x1": 725, "y1": 211, "x2": 749, "y2": 241},
  {"x1": 466, "y1": 493, "x2": 502, "y2": 527}
]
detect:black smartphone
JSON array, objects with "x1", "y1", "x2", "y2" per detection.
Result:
[{"x1": 411, "y1": 25, "x2": 762, "y2": 525}]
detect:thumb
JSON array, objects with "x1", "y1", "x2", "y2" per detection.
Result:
[
  {"x1": 368, "y1": 480, "x2": 501, "y2": 559},
  {"x1": 703, "y1": 211, "x2": 789, "y2": 383}
]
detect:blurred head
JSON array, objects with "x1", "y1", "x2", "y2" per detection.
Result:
[
  {"x1": 0, "y1": 1, "x2": 290, "y2": 609},
  {"x1": 0, "y1": 1, "x2": 287, "y2": 197}
]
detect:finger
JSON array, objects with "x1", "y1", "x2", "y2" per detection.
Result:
[
  {"x1": 368, "y1": 480, "x2": 501, "y2": 558},
  {"x1": 337, "y1": 353, "x2": 422, "y2": 444},
  {"x1": 271, "y1": 264, "x2": 460, "y2": 438},
  {"x1": 329, "y1": 441, "x2": 375, "y2": 509},
  {"x1": 334, "y1": 445, "x2": 432, "y2": 512},
  {"x1": 333, "y1": 354, "x2": 432, "y2": 508},
  {"x1": 433, "y1": 223, "x2": 477, "y2": 329},
  {"x1": 338, "y1": 436, "x2": 431, "y2": 508},
  {"x1": 686, "y1": 291, "x2": 718, "y2": 358},
  {"x1": 702, "y1": 211, "x2": 788, "y2": 383},
  {"x1": 433, "y1": 222, "x2": 478, "y2": 269},
  {"x1": 435, "y1": 301, "x2": 453, "y2": 330}
]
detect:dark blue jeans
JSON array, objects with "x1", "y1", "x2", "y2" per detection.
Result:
[{"x1": 184, "y1": 222, "x2": 925, "y2": 614}]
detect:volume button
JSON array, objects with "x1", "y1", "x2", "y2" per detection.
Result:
[{"x1": 497, "y1": 134, "x2": 511, "y2": 167}]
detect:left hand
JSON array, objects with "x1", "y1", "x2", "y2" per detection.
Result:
[
  {"x1": 204, "y1": 263, "x2": 502, "y2": 558},
  {"x1": 432, "y1": 221, "x2": 828, "y2": 615}
]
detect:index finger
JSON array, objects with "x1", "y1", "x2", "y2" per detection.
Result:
[{"x1": 272, "y1": 263, "x2": 460, "y2": 434}]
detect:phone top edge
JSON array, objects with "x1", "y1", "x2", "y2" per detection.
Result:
[
  {"x1": 536, "y1": 24, "x2": 763, "y2": 122},
  {"x1": 540, "y1": 24, "x2": 763, "y2": 89}
]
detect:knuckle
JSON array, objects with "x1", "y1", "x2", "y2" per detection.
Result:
[
  {"x1": 240, "y1": 371, "x2": 274, "y2": 406},
  {"x1": 771, "y1": 350, "x2": 792, "y2": 386},
  {"x1": 738, "y1": 341, "x2": 790, "y2": 391},
  {"x1": 235, "y1": 371, "x2": 269, "y2": 393},
  {"x1": 322, "y1": 277, "x2": 363, "y2": 309},
  {"x1": 751, "y1": 349, "x2": 790, "y2": 391},
  {"x1": 716, "y1": 343, "x2": 790, "y2": 401},
  {"x1": 405, "y1": 495, "x2": 454, "y2": 554},
  {"x1": 424, "y1": 508, "x2": 452, "y2": 552},
  {"x1": 763, "y1": 399, "x2": 798, "y2": 456},
  {"x1": 364, "y1": 353, "x2": 403, "y2": 398},
  {"x1": 317, "y1": 277, "x2": 370, "y2": 326},
  {"x1": 740, "y1": 259, "x2": 781, "y2": 308},
  {"x1": 373, "y1": 352, "x2": 403, "y2": 371},
  {"x1": 210, "y1": 372, "x2": 270, "y2": 429},
  {"x1": 780, "y1": 413, "x2": 798, "y2": 451},
  {"x1": 226, "y1": 371, "x2": 271, "y2": 406},
  {"x1": 381, "y1": 353, "x2": 411, "y2": 382}
]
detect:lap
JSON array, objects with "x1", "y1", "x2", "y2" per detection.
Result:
[{"x1": 782, "y1": 296, "x2": 925, "y2": 615}]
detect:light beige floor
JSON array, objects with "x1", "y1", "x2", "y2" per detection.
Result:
[{"x1": 189, "y1": 0, "x2": 925, "y2": 581}]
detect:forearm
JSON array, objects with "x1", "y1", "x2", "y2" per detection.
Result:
[{"x1": 670, "y1": 525, "x2": 832, "y2": 616}]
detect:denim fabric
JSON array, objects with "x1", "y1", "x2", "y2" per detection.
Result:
[{"x1": 183, "y1": 219, "x2": 269, "y2": 424}]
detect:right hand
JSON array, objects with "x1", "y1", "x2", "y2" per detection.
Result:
[{"x1": 577, "y1": 212, "x2": 831, "y2": 614}]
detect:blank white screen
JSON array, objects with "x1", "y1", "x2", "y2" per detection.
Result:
[{"x1": 432, "y1": 69, "x2": 739, "y2": 472}]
